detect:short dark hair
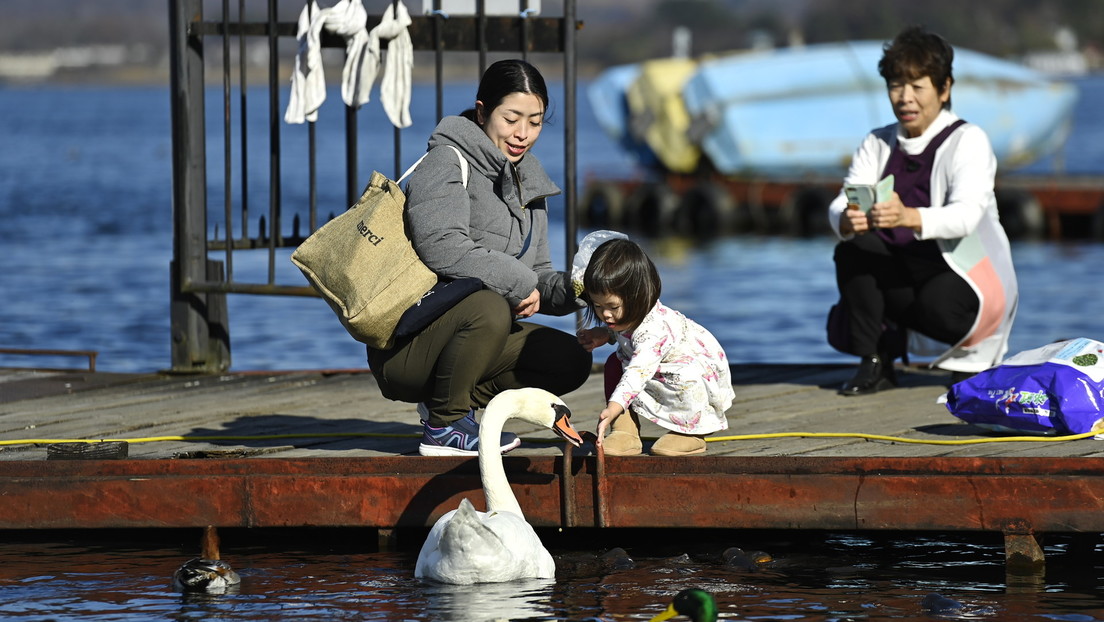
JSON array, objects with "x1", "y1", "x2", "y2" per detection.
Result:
[
  {"x1": 461, "y1": 59, "x2": 552, "y2": 122},
  {"x1": 878, "y1": 25, "x2": 955, "y2": 110},
  {"x1": 583, "y1": 238, "x2": 661, "y2": 331}
]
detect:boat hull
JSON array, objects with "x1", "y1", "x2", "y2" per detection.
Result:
[{"x1": 590, "y1": 41, "x2": 1078, "y2": 177}]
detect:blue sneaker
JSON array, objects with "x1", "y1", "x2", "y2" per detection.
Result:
[{"x1": 418, "y1": 410, "x2": 521, "y2": 457}]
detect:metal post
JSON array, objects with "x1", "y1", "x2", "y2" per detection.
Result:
[
  {"x1": 266, "y1": 0, "x2": 282, "y2": 279},
  {"x1": 169, "y1": 0, "x2": 230, "y2": 372},
  {"x1": 563, "y1": 0, "x2": 578, "y2": 272},
  {"x1": 433, "y1": 0, "x2": 444, "y2": 123}
]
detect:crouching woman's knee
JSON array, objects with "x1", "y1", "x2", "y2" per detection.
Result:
[{"x1": 453, "y1": 289, "x2": 514, "y2": 335}]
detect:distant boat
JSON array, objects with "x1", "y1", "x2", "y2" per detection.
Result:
[
  {"x1": 590, "y1": 41, "x2": 1079, "y2": 177},
  {"x1": 585, "y1": 62, "x2": 660, "y2": 169}
]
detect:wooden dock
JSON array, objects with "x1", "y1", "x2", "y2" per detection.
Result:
[{"x1": 2, "y1": 363, "x2": 1102, "y2": 572}]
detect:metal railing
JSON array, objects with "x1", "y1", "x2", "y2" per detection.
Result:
[{"x1": 168, "y1": 0, "x2": 579, "y2": 372}]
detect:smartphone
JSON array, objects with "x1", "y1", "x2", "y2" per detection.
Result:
[{"x1": 844, "y1": 175, "x2": 895, "y2": 213}]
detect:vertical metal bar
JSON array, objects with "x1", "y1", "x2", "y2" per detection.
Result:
[
  {"x1": 560, "y1": 443, "x2": 576, "y2": 528},
  {"x1": 266, "y1": 0, "x2": 281, "y2": 283},
  {"x1": 238, "y1": 0, "x2": 250, "y2": 244},
  {"x1": 221, "y1": 0, "x2": 234, "y2": 280},
  {"x1": 520, "y1": 0, "x2": 530, "y2": 61},
  {"x1": 476, "y1": 0, "x2": 486, "y2": 75},
  {"x1": 345, "y1": 98, "x2": 358, "y2": 210},
  {"x1": 433, "y1": 0, "x2": 444, "y2": 123},
  {"x1": 563, "y1": 0, "x2": 578, "y2": 274},
  {"x1": 393, "y1": 126, "x2": 402, "y2": 180},
  {"x1": 344, "y1": 3, "x2": 359, "y2": 213},
  {"x1": 310, "y1": 122, "x2": 318, "y2": 231},
  {"x1": 595, "y1": 445, "x2": 609, "y2": 528},
  {"x1": 392, "y1": 0, "x2": 402, "y2": 177},
  {"x1": 303, "y1": 0, "x2": 318, "y2": 228}
]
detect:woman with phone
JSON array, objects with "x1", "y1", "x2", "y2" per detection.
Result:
[{"x1": 826, "y1": 26, "x2": 1018, "y2": 396}]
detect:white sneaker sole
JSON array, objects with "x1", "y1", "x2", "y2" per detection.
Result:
[{"x1": 418, "y1": 436, "x2": 521, "y2": 457}]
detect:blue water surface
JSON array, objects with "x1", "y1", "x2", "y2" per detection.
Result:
[{"x1": 0, "y1": 77, "x2": 1103, "y2": 372}]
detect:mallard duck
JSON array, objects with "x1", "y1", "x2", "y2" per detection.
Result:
[
  {"x1": 921, "y1": 593, "x2": 964, "y2": 614},
  {"x1": 722, "y1": 546, "x2": 772, "y2": 570},
  {"x1": 415, "y1": 388, "x2": 584, "y2": 584},
  {"x1": 172, "y1": 558, "x2": 241, "y2": 592},
  {"x1": 650, "y1": 588, "x2": 717, "y2": 622},
  {"x1": 172, "y1": 525, "x2": 241, "y2": 592}
]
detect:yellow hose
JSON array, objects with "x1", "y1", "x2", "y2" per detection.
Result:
[{"x1": 1, "y1": 430, "x2": 1096, "y2": 447}]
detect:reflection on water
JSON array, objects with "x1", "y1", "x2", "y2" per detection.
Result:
[{"x1": 1, "y1": 529, "x2": 1103, "y2": 621}]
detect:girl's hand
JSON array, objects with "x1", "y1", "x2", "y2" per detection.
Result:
[
  {"x1": 595, "y1": 402, "x2": 625, "y2": 447},
  {"x1": 576, "y1": 327, "x2": 609, "y2": 352}
]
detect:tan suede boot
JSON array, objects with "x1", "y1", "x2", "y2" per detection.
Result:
[
  {"x1": 650, "y1": 431, "x2": 707, "y2": 456},
  {"x1": 602, "y1": 410, "x2": 642, "y2": 456}
]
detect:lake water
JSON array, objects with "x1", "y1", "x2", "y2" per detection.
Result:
[
  {"x1": 2, "y1": 76, "x2": 1103, "y2": 373},
  {"x1": 2, "y1": 74, "x2": 1104, "y2": 620},
  {"x1": 1, "y1": 528, "x2": 1103, "y2": 621}
]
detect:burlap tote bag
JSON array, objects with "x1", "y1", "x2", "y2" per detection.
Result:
[{"x1": 291, "y1": 146, "x2": 469, "y2": 349}]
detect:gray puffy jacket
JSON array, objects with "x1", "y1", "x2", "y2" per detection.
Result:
[{"x1": 403, "y1": 115, "x2": 579, "y2": 315}]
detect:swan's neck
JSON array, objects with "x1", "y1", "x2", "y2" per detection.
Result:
[{"x1": 478, "y1": 406, "x2": 525, "y2": 518}]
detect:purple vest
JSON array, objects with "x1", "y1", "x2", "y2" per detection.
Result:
[{"x1": 876, "y1": 119, "x2": 968, "y2": 256}]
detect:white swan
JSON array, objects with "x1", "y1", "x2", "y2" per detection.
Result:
[{"x1": 415, "y1": 388, "x2": 584, "y2": 584}]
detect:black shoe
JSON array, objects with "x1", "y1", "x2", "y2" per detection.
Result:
[
  {"x1": 838, "y1": 355, "x2": 897, "y2": 396},
  {"x1": 947, "y1": 371, "x2": 975, "y2": 387}
]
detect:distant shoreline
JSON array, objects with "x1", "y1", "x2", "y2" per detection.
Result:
[{"x1": 0, "y1": 55, "x2": 608, "y2": 88}]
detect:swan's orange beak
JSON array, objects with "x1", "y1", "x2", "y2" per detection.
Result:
[{"x1": 551, "y1": 403, "x2": 583, "y2": 447}]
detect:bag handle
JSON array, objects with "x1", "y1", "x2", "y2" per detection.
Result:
[
  {"x1": 516, "y1": 210, "x2": 533, "y2": 259},
  {"x1": 398, "y1": 145, "x2": 469, "y2": 187}
]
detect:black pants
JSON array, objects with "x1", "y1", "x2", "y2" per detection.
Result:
[
  {"x1": 367, "y1": 289, "x2": 593, "y2": 426},
  {"x1": 832, "y1": 233, "x2": 979, "y2": 358}
]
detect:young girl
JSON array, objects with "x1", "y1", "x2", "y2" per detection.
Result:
[{"x1": 576, "y1": 237, "x2": 734, "y2": 456}]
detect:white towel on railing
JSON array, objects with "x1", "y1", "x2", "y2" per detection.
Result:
[
  {"x1": 357, "y1": 1, "x2": 413, "y2": 128},
  {"x1": 284, "y1": 0, "x2": 413, "y2": 128}
]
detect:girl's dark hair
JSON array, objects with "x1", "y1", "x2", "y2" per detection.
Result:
[
  {"x1": 583, "y1": 238, "x2": 661, "y2": 331},
  {"x1": 460, "y1": 59, "x2": 552, "y2": 123},
  {"x1": 878, "y1": 25, "x2": 955, "y2": 110}
]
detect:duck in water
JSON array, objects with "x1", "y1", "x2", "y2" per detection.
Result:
[
  {"x1": 650, "y1": 588, "x2": 717, "y2": 622},
  {"x1": 172, "y1": 525, "x2": 241, "y2": 593}
]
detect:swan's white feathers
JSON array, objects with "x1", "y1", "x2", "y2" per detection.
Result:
[
  {"x1": 415, "y1": 388, "x2": 578, "y2": 584},
  {"x1": 417, "y1": 497, "x2": 554, "y2": 584}
]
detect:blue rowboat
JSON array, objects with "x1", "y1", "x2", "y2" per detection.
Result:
[{"x1": 590, "y1": 41, "x2": 1078, "y2": 177}]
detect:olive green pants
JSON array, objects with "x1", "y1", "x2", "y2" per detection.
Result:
[{"x1": 367, "y1": 289, "x2": 593, "y2": 426}]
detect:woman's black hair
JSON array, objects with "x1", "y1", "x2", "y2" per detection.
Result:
[
  {"x1": 460, "y1": 59, "x2": 553, "y2": 123},
  {"x1": 878, "y1": 25, "x2": 955, "y2": 110},
  {"x1": 583, "y1": 238, "x2": 661, "y2": 332}
]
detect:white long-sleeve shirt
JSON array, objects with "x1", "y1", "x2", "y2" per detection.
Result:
[
  {"x1": 828, "y1": 109, "x2": 998, "y2": 241},
  {"x1": 826, "y1": 110, "x2": 1018, "y2": 372}
]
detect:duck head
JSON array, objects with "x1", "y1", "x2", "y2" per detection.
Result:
[{"x1": 650, "y1": 588, "x2": 717, "y2": 622}]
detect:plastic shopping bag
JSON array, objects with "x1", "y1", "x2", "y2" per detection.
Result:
[
  {"x1": 570, "y1": 230, "x2": 628, "y2": 297},
  {"x1": 942, "y1": 337, "x2": 1104, "y2": 435}
]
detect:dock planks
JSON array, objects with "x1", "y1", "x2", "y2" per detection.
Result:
[
  {"x1": 1, "y1": 363, "x2": 1102, "y2": 570},
  {"x1": 9, "y1": 362, "x2": 1094, "y2": 460}
]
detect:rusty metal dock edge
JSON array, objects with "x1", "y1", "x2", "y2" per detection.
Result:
[{"x1": 1, "y1": 455, "x2": 1100, "y2": 538}]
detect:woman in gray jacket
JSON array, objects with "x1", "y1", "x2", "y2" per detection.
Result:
[{"x1": 367, "y1": 59, "x2": 592, "y2": 456}]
